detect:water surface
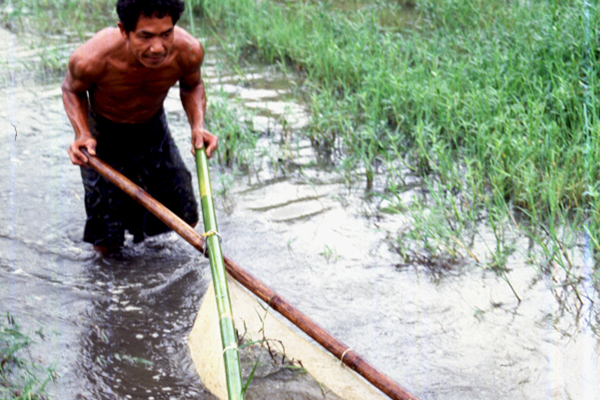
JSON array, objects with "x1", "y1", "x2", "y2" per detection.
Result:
[{"x1": 1, "y1": 27, "x2": 599, "y2": 400}]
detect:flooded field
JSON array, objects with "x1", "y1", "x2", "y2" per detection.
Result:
[{"x1": 1, "y1": 25, "x2": 599, "y2": 400}]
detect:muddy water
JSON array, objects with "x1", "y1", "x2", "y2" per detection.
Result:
[{"x1": 1, "y1": 27, "x2": 599, "y2": 400}]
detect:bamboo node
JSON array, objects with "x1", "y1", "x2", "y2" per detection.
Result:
[
  {"x1": 202, "y1": 229, "x2": 222, "y2": 255},
  {"x1": 223, "y1": 343, "x2": 238, "y2": 354},
  {"x1": 340, "y1": 348, "x2": 353, "y2": 365},
  {"x1": 202, "y1": 229, "x2": 219, "y2": 238}
]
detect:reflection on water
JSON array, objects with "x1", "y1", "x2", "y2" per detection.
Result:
[
  {"x1": 76, "y1": 244, "x2": 214, "y2": 400},
  {"x1": 0, "y1": 26, "x2": 599, "y2": 400}
]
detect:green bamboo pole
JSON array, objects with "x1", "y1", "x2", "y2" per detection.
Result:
[
  {"x1": 80, "y1": 147, "x2": 419, "y2": 400},
  {"x1": 195, "y1": 148, "x2": 244, "y2": 400}
]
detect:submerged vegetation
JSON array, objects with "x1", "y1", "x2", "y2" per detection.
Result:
[{"x1": 2, "y1": 0, "x2": 599, "y2": 293}]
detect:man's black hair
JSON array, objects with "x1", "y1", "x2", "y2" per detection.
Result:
[{"x1": 116, "y1": 0, "x2": 185, "y2": 32}]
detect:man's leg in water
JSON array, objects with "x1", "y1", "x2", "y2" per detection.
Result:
[
  {"x1": 93, "y1": 221, "x2": 199, "y2": 254},
  {"x1": 93, "y1": 245, "x2": 121, "y2": 254}
]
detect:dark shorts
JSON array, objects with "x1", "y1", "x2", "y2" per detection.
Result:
[{"x1": 80, "y1": 109, "x2": 199, "y2": 247}]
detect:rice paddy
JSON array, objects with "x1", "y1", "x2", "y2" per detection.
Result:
[
  {"x1": 1, "y1": 1, "x2": 599, "y2": 397},
  {"x1": 2, "y1": 0, "x2": 598, "y2": 294},
  {"x1": 184, "y1": 0, "x2": 600, "y2": 285}
]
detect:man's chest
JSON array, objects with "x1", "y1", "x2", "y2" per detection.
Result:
[{"x1": 95, "y1": 65, "x2": 181, "y2": 98}]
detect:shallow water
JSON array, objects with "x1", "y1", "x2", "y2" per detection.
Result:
[{"x1": 1, "y1": 27, "x2": 599, "y2": 400}]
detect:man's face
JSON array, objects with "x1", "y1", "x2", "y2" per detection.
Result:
[{"x1": 121, "y1": 14, "x2": 175, "y2": 68}]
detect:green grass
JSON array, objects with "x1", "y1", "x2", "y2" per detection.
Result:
[
  {"x1": 1, "y1": 313, "x2": 55, "y2": 400},
  {"x1": 184, "y1": 0, "x2": 600, "y2": 276},
  {"x1": 2, "y1": 0, "x2": 116, "y2": 37},
  {"x1": 3, "y1": 0, "x2": 599, "y2": 284},
  {"x1": 207, "y1": 93, "x2": 258, "y2": 169}
]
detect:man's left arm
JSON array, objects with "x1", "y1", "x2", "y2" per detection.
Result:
[{"x1": 180, "y1": 45, "x2": 218, "y2": 158}]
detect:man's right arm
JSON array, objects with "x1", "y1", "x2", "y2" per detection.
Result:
[{"x1": 62, "y1": 52, "x2": 97, "y2": 166}]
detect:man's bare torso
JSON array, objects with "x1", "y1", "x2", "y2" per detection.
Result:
[
  {"x1": 63, "y1": 13, "x2": 215, "y2": 167},
  {"x1": 73, "y1": 26, "x2": 200, "y2": 124}
]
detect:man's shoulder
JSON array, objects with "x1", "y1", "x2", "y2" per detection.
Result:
[
  {"x1": 173, "y1": 27, "x2": 204, "y2": 72},
  {"x1": 76, "y1": 28, "x2": 123, "y2": 57},
  {"x1": 69, "y1": 28, "x2": 123, "y2": 80}
]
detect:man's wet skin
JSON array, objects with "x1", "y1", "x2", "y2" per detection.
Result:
[
  {"x1": 93, "y1": 221, "x2": 199, "y2": 255},
  {"x1": 62, "y1": 6, "x2": 217, "y2": 253},
  {"x1": 62, "y1": 14, "x2": 218, "y2": 167}
]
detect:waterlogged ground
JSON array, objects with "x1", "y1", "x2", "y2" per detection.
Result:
[{"x1": 1, "y1": 27, "x2": 599, "y2": 400}]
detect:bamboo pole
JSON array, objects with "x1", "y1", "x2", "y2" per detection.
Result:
[
  {"x1": 80, "y1": 149, "x2": 419, "y2": 400},
  {"x1": 195, "y1": 148, "x2": 244, "y2": 400}
]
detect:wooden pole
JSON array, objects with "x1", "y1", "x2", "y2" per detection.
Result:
[{"x1": 80, "y1": 149, "x2": 420, "y2": 400}]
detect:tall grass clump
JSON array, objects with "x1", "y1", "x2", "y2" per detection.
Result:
[
  {"x1": 1, "y1": 313, "x2": 55, "y2": 399},
  {"x1": 207, "y1": 92, "x2": 259, "y2": 169},
  {"x1": 189, "y1": 0, "x2": 600, "y2": 272}
]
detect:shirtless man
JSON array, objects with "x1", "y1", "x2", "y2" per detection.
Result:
[{"x1": 62, "y1": 0, "x2": 217, "y2": 253}]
